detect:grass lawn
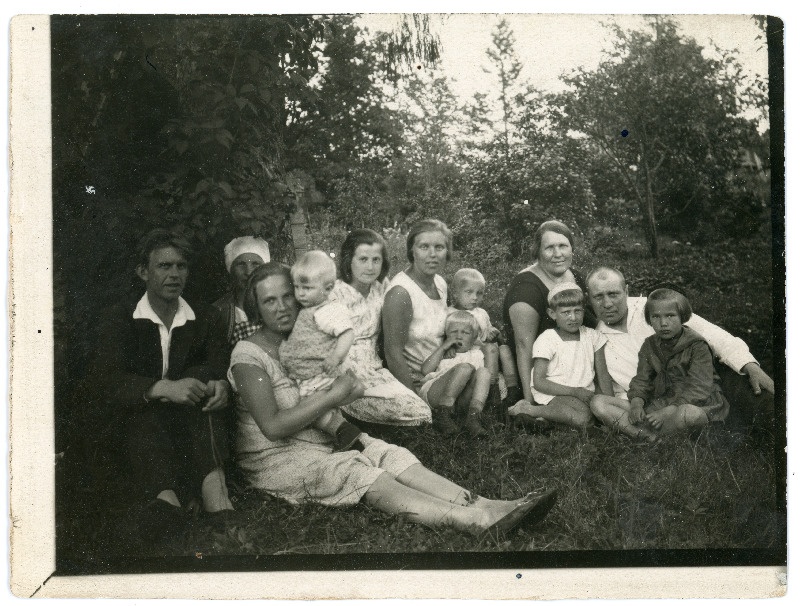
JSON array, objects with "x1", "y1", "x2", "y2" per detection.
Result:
[{"x1": 55, "y1": 231, "x2": 784, "y2": 572}]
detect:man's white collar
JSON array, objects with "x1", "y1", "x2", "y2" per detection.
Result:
[
  {"x1": 133, "y1": 292, "x2": 195, "y2": 327},
  {"x1": 596, "y1": 312, "x2": 630, "y2": 334}
]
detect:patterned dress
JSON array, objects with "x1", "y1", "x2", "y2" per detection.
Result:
[
  {"x1": 330, "y1": 279, "x2": 432, "y2": 426},
  {"x1": 228, "y1": 340, "x2": 420, "y2": 506}
]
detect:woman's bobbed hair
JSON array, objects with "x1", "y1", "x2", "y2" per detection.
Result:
[
  {"x1": 338, "y1": 228, "x2": 390, "y2": 284},
  {"x1": 406, "y1": 219, "x2": 453, "y2": 263}
]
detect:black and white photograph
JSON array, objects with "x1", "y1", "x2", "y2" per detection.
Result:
[{"x1": 7, "y1": 4, "x2": 788, "y2": 600}]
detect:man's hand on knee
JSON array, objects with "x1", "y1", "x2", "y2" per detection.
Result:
[
  {"x1": 202, "y1": 380, "x2": 231, "y2": 412},
  {"x1": 742, "y1": 362, "x2": 774, "y2": 396}
]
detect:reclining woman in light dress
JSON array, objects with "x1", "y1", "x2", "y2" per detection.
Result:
[{"x1": 227, "y1": 262, "x2": 558, "y2": 535}]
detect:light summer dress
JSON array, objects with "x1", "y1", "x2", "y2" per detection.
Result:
[
  {"x1": 329, "y1": 279, "x2": 432, "y2": 426},
  {"x1": 385, "y1": 271, "x2": 449, "y2": 390},
  {"x1": 228, "y1": 340, "x2": 420, "y2": 506}
]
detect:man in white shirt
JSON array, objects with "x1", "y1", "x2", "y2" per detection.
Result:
[
  {"x1": 586, "y1": 267, "x2": 774, "y2": 436},
  {"x1": 90, "y1": 229, "x2": 234, "y2": 541}
]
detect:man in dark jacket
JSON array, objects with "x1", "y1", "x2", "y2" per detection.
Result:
[{"x1": 90, "y1": 229, "x2": 233, "y2": 539}]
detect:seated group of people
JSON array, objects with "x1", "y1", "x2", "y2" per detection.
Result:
[{"x1": 84, "y1": 219, "x2": 775, "y2": 542}]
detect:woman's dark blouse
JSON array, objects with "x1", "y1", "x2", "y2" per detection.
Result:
[{"x1": 501, "y1": 269, "x2": 596, "y2": 358}]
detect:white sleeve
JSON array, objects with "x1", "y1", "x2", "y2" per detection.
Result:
[
  {"x1": 685, "y1": 313, "x2": 757, "y2": 374},
  {"x1": 314, "y1": 302, "x2": 354, "y2": 337},
  {"x1": 532, "y1": 331, "x2": 556, "y2": 360},
  {"x1": 589, "y1": 328, "x2": 608, "y2": 352}
]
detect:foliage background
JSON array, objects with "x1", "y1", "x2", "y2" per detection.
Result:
[{"x1": 51, "y1": 14, "x2": 783, "y2": 567}]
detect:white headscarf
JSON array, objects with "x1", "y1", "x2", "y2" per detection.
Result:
[{"x1": 224, "y1": 236, "x2": 271, "y2": 272}]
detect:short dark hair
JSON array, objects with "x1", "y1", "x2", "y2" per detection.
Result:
[
  {"x1": 242, "y1": 262, "x2": 293, "y2": 322},
  {"x1": 644, "y1": 288, "x2": 693, "y2": 324},
  {"x1": 532, "y1": 220, "x2": 574, "y2": 261},
  {"x1": 338, "y1": 229, "x2": 390, "y2": 284},
  {"x1": 406, "y1": 219, "x2": 453, "y2": 263},
  {"x1": 136, "y1": 228, "x2": 192, "y2": 268},
  {"x1": 548, "y1": 288, "x2": 585, "y2": 310}
]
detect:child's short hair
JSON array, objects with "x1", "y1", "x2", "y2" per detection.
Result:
[
  {"x1": 452, "y1": 268, "x2": 486, "y2": 292},
  {"x1": 547, "y1": 282, "x2": 585, "y2": 310},
  {"x1": 644, "y1": 288, "x2": 693, "y2": 324},
  {"x1": 291, "y1": 250, "x2": 337, "y2": 286},
  {"x1": 445, "y1": 310, "x2": 479, "y2": 337}
]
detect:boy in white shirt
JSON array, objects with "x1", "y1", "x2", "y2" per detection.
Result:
[{"x1": 508, "y1": 282, "x2": 614, "y2": 430}]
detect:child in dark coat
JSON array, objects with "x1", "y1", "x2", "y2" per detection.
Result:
[{"x1": 627, "y1": 288, "x2": 729, "y2": 437}]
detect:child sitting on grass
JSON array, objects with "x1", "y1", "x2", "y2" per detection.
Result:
[
  {"x1": 278, "y1": 250, "x2": 364, "y2": 451},
  {"x1": 508, "y1": 282, "x2": 613, "y2": 430},
  {"x1": 420, "y1": 310, "x2": 491, "y2": 438},
  {"x1": 592, "y1": 288, "x2": 729, "y2": 441},
  {"x1": 448, "y1": 268, "x2": 521, "y2": 418}
]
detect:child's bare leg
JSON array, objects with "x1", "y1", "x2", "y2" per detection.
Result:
[
  {"x1": 520, "y1": 396, "x2": 593, "y2": 429},
  {"x1": 481, "y1": 342, "x2": 500, "y2": 383},
  {"x1": 314, "y1": 409, "x2": 364, "y2": 451},
  {"x1": 647, "y1": 404, "x2": 709, "y2": 434},
  {"x1": 499, "y1": 344, "x2": 518, "y2": 388},
  {"x1": 427, "y1": 364, "x2": 474, "y2": 410},
  {"x1": 481, "y1": 343, "x2": 504, "y2": 418},
  {"x1": 462, "y1": 367, "x2": 491, "y2": 413},
  {"x1": 497, "y1": 344, "x2": 522, "y2": 422},
  {"x1": 426, "y1": 364, "x2": 474, "y2": 435},
  {"x1": 462, "y1": 367, "x2": 491, "y2": 437},
  {"x1": 313, "y1": 409, "x2": 343, "y2": 435},
  {"x1": 591, "y1": 395, "x2": 658, "y2": 441}
]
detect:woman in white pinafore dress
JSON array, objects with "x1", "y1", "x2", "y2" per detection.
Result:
[{"x1": 382, "y1": 220, "x2": 483, "y2": 435}]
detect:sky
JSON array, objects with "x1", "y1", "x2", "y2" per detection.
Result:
[{"x1": 361, "y1": 14, "x2": 767, "y2": 109}]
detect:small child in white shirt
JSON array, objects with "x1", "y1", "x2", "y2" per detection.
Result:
[
  {"x1": 278, "y1": 250, "x2": 364, "y2": 451},
  {"x1": 420, "y1": 310, "x2": 492, "y2": 438},
  {"x1": 508, "y1": 282, "x2": 613, "y2": 430},
  {"x1": 448, "y1": 268, "x2": 521, "y2": 418}
]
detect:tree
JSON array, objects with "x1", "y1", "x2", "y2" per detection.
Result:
[
  {"x1": 483, "y1": 18, "x2": 525, "y2": 159},
  {"x1": 286, "y1": 16, "x2": 403, "y2": 191},
  {"x1": 51, "y1": 15, "x2": 330, "y2": 398},
  {"x1": 552, "y1": 17, "x2": 766, "y2": 257},
  {"x1": 391, "y1": 74, "x2": 475, "y2": 231},
  {"x1": 463, "y1": 20, "x2": 596, "y2": 257}
]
